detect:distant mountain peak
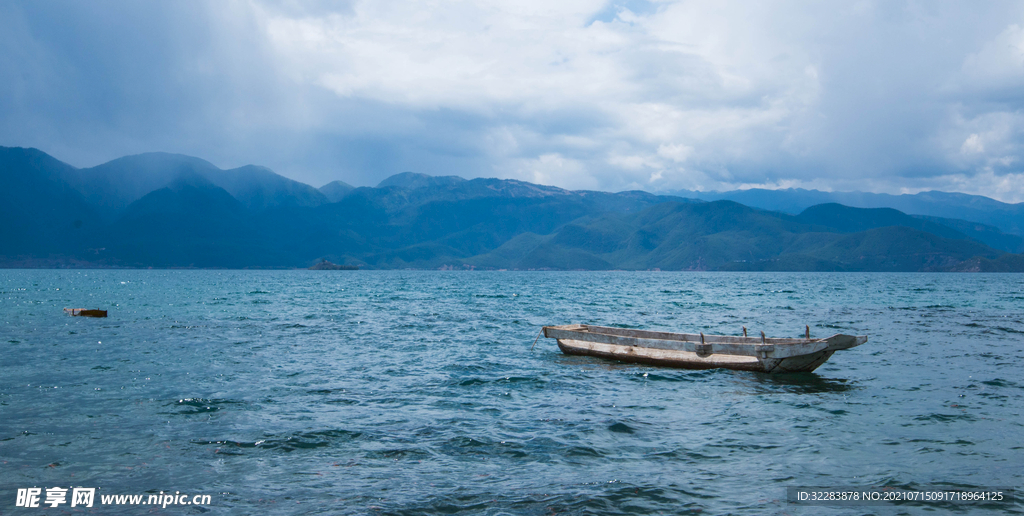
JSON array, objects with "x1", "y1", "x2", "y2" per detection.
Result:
[
  {"x1": 377, "y1": 171, "x2": 466, "y2": 190},
  {"x1": 100, "y1": 151, "x2": 220, "y2": 173},
  {"x1": 319, "y1": 180, "x2": 356, "y2": 202}
]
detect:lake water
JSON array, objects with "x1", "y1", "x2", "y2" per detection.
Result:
[{"x1": 1, "y1": 270, "x2": 1022, "y2": 515}]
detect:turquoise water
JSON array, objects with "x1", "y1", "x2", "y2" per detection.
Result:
[{"x1": 1, "y1": 270, "x2": 1022, "y2": 514}]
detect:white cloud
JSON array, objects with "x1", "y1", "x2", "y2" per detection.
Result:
[
  {"x1": 500, "y1": 152, "x2": 597, "y2": 190},
  {"x1": 960, "y1": 23, "x2": 1024, "y2": 90},
  {"x1": 961, "y1": 134, "x2": 985, "y2": 155},
  {"x1": 657, "y1": 143, "x2": 693, "y2": 163}
]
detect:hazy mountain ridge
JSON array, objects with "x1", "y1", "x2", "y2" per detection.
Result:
[
  {"x1": 4, "y1": 145, "x2": 1024, "y2": 271},
  {"x1": 466, "y1": 201, "x2": 1007, "y2": 272},
  {"x1": 62, "y1": 151, "x2": 328, "y2": 214},
  {"x1": 671, "y1": 187, "x2": 1024, "y2": 236}
]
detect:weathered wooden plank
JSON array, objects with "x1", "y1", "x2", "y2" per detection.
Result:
[{"x1": 557, "y1": 339, "x2": 768, "y2": 372}]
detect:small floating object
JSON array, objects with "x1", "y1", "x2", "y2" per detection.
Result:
[
  {"x1": 64, "y1": 308, "x2": 107, "y2": 318},
  {"x1": 542, "y1": 324, "x2": 866, "y2": 373}
]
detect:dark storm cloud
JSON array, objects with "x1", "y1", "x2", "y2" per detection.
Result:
[{"x1": 0, "y1": 2, "x2": 281, "y2": 166}]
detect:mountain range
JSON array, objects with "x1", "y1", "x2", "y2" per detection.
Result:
[
  {"x1": 669, "y1": 188, "x2": 1024, "y2": 236},
  {"x1": 3, "y1": 145, "x2": 1024, "y2": 271}
]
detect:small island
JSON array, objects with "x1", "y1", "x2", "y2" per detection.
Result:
[{"x1": 308, "y1": 260, "x2": 358, "y2": 270}]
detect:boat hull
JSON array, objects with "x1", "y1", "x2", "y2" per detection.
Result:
[{"x1": 546, "y1": 325, "x2": 864, "y2": 373}]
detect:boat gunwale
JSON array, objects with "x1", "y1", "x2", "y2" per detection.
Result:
[
  {"x1": 565, "y1": 324, "x2": 827, "y2": 345},
  {"x1": 543, "y1": 324, "x2": 865, "y2": 359}
]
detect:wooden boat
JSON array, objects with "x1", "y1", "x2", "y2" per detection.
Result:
[
  {"x1": 64, "y1": 308, "x2": 107, "y2": 318},
  {"x1": 542, "y1": 324, "x2": 866, "y2": 373}
]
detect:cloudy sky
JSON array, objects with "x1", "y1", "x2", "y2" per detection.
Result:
[{"x1": 2, "y1": 1, "x2": 1024, "y2": 200}]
